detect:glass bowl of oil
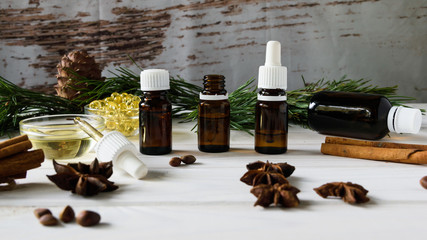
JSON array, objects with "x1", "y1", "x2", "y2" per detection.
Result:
[{"x1": 19, "y1": 114, "x2": 105, "y2": 160}]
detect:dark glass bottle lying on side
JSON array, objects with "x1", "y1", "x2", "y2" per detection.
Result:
[
  {"x1": 308, "y1": 91, "x2": 422, "y2": 140},
  {"x1": 198, "y1": 74, "x2": 230, "y2": 152},
  {"x1": 255, "y1": 89, "x2": 288, "y2": 154},
  {"x1": 139, "y1": 69, "x2": 172, "y2": 155}
]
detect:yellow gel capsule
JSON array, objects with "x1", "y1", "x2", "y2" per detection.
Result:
[
  {"x1": 105, "y1": 120, "x2": 116, "y2": 130},
  {"x1": 123, "y1": 110, "x2": 134, "y2": 118},
  {"x1": 117, "y1": 122, "x2": 127, "y2": 133},
  {"x1": 121, "y1": 92, "x2": 129, "y2": 99},
  {"x1": 105, "y1": 97, "x2": 114, "y2": 102},
  {"x1": 131, "y1": 101, "x2": 140, "y2": 109},
  {"x1": 125, "y1": 100, "x2": 133, "y2": 108},
  {"x1": 107, "y1": 102, "x2": 118, "y2": 110},
  {"x1": 118, "y1": 103, "x2": 127, "y2": 110},
  {"x1": 105, "y1": 110, "x2": 116, "y2": 118},
  {"x1": 114, "y1": 96, "x2": 122, "y2": 103},
  {"x1": 122, "y1": 96, "x2": 132, "y2": 104},
  {"x1": 89, "y1": 100, "x2": 100, "y2": 109},
  {"x1": 98, "y1": 100, "x2": 106, "y2": 109},
  {"x1": 131, "y1": 96, "x2": 141, "y2": 102}
]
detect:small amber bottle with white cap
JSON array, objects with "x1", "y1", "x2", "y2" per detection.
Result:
[
  {"x1": 308, "y1": 91, "x2": 422, "y2": 140},
  {"x1": 255, "y1": 41, "x2": 288, "y2": 154},
  {"x1": 139, "y1": 69, "x2": 172, "y2": 155}
]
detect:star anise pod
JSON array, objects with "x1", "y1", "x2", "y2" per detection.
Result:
[
  {"x1": 68, "y1": 159, "x2": 113, "y2": 178},
  {"x1": 246, "y1": 161, "x2": 295, "y2": 177},
  {"x1": 314, "y1": 182, "x2": 369, "y2": 204},
  {"x1": 250, "y1": 183, "x2": 300, "y2": 208},
  {"x1": 240, "y1": 161, "x2": 295, "y2": 186},
  {"x1": 47, "y1": 159, "x2": 118, "y2": 196}
]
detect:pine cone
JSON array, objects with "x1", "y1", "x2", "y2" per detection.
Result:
[{"x1": 54, "y1": 50, "x2": 105, "y2": 100}]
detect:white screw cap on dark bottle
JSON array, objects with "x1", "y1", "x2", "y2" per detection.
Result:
[
  {"x1": 140, "y1": 69, "x2": 170, "y2": 91},
  {"x1": 258, "y1": 41, "x2": 287, "y2": 90},
  {"x1": 387, "y1": 106, "x2": 422, "y2": 134}
]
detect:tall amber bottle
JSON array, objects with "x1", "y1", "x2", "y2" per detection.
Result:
[
  {"x1": 139, "y1": 69, "x2": 172, "y2": 155},
  {"x1": 255, "y1": 41, "x2": 288, "y2": 154},
  {"x1": 198, "y1": 74, "x2": 230, "y2": 152}
]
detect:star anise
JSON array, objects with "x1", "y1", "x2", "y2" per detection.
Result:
[
  {"x1": 246, "y1": 161, "x2": 295, "y2": 177},
  {"x1": 314, "y1": 182, "x2": 369, "y2": 204},
  {"x1": 250, "y1": 183, "x2": 300, "y2": 208},
  {"x1": 47, "y1": 159, "x2": 118, "y2": 196},
  {"x1": 240, "y1": 161, "x2": 295, "y2": 186}
]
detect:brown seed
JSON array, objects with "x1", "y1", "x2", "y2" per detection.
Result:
[
  {"x1": 39, "y1": 214, "x2": 58, "y2": 226},
  {"x1": 59, "y1": 205, "x2": 75, "y2": 223},
  {"x1": 169, "y1": 157, "x2": 182, "y2": 167},
  {"x1": 181, "y1": 155, "x2": 196, "y2": 164},
  {"x1": 76, "y1": 210, "x2": 101, "y2": 227},
  {"x1": 420, "y1": 176, "x2": 427, "y2": 189},
  {"x1": 34, "y1": 208, "x2": 52, "y2": 219}
]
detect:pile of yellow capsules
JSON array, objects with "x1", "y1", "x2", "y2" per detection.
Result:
[{"x1": 86, "y1": 92, "x2": 140, "y2": 136}]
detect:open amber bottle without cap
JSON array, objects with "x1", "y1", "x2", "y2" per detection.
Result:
[
  {"x1": 255, "y1": 41, "x2": 288, "y2": 154},
  {"x1": 139, "y1": 69, "x2": 172, "y2": 155},
  {"x1": 198, "y1": 74, "x2": 230, "y2": 152}
]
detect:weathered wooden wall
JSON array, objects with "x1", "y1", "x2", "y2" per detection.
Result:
[{"x1": 1, "y1": 0, "x2": 426, "y2": 101}]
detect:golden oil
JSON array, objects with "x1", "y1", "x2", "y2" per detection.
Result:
[{"x1": 26, "y1": 127, "x2": 96, "y2": 159}]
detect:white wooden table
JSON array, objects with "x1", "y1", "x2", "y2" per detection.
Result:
[{"x1": 1, "y1": 104, "x2": 427, "y2": 240}]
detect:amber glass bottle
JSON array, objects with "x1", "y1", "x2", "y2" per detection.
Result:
[
  {"x1": 308, "y1": 91, "x2": 422, "y2": 140},
  {"x1": 139, "y1": 69, "x2": 172, "y2": 155},
  {"x1": 198, "y1": 74, "x2": 230, "y2": 152},
  {"x1": 255, "y1": 41, "x2": 288, "y2": 154},
  {"x1": 255, "y1": 89, "x2": 288, "y2": 154}
]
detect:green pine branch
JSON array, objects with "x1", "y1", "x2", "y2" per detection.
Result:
[
  {"x1": 0, "y1": 76, "x2": 81, "y2": 136},
  {"x1": 0, "y1": 69, "x2": 422, "y2": 136}
]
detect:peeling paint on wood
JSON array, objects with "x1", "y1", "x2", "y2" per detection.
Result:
[
  {"x1": 261, "y1": 2, "x2": 320, "y2": 11},
  {"x1": 0, "y1": 0, "x2": 426, "y2": 102},
  {"x1": 325, "y1": 0, "x2": 380, "y2": 6},
  {"x1": 340, "y1": 33, "x2": 361, "y2": 37},
  {"x1": 0, "y1": 6, "x2": 171, "y2": 76}
]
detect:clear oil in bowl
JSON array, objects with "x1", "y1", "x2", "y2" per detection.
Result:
[
  {"x1": 29, "y1": 127, "x2": 95, "y2": 159},
  {"x1": 20, "y1": 114, "x2": 104, "y2": 160}
]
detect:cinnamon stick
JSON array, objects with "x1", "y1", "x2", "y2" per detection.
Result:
[
  {"x1": 325, "y1": 137, "x2": 427, "y2": 150},
  {"x1": 321, "y1": 137, "x2": 427, "y2": 164},
  {"x1": 6, "y1": 172, "x2": 27, "y2": 179},
  {"x1": 0, "y1": 135, "x2": 29, "y2": 149},
  {"x1": 0, "y1": 140, "x2": 32, "y2": 159},
  {"x1": 0, "y1": 172, "x2": 28, "y2": 182},
  {"x1": 0, "y1": 149, "x2": 44, "y2": 177}
]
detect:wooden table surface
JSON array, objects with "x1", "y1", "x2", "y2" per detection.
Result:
[{"x1": 1, "y1": 105, "x2": 427, "y2": 240}]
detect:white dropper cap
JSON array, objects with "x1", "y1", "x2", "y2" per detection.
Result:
[
  {"x1": 258, "y1": 41, "x2": 287, "y2": 89},
  {"x1": 140, "y1": 69, "x2": 170, "y2": 91},
  {"x1": 74, "y1": 117, "x2": 148, "y2": 179},
  {"x1": 387, "y1": 106, "x2": 422, "y2": 134}
]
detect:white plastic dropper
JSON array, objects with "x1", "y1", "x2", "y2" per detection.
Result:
[
  {"x1": 258, "y1": 40, "x2": 287, "y2": 90},
  {"x1": 265, "y1": 40, "x2": 282, "y2": 66},
  {"x1": 74, "y1": 117, "x2": 148, "y2": 179}
]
